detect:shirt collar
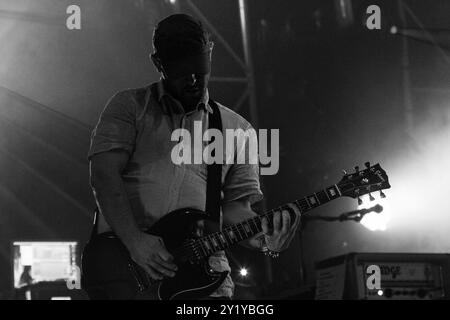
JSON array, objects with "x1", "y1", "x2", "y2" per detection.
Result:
[{"x1": 156, "y1": 80, "x2": 213, "y2": 114}]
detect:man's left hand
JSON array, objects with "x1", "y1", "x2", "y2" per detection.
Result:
[{"x1": 261, "y1": 203, "x2": 301, "y2": 252}]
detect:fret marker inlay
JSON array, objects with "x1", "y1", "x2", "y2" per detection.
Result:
[{"x1": 328, "y1": 188, "x2": 336, "y2": 197}]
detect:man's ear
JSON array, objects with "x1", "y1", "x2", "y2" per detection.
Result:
[
  {"x1": 208, "y1": 41, "x2": 214, "y2": 60},
  {"x1": 150, "y1": 53, "x2": 162, "y2": 72}
]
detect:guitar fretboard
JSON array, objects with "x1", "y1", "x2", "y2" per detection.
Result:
[{"x1": 191, "y1": 184, "x2": 342, "y2": 260}]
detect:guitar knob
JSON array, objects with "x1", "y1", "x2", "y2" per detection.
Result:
[
  {"x1": 380, "y1": 190, "x2": 386, "y2": 198},
  {"x1": 354, "y1": 166, "x2": 359, "y2": 173},
  {"x1": 342, "y1": 169, "x2": 347, "y2": 175},
  {"x1": 365, "y1": 162, "x2": 371, "y2": 169},
  {"x1": 357, "y1": 196, "x2": 363, "y2": 205},
  {"x1": 369, "y1": 193, "x2": 375, "y2": 201}
]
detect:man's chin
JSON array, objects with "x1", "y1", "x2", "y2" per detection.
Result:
[
  {"x1": 183, "y1": 91, "x2": 201, "y2": 98},
  {"x1": 180, "y1": 95, "x2": 201, "y2": 111},
  {"x1": 184, "y1": 87, "x2": 203, "y2": 96},
  {"x1": 182, "y1": 89, "x2": 203, "y2": 101}
]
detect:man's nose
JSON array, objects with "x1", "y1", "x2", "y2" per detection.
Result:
[{"x1": 187, "y1": 74, "x2": 197, "y2": 85}]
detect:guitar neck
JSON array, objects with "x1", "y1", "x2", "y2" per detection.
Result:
[{"x1": 195, "y1": 184, "x2": 342, "y2": 257}]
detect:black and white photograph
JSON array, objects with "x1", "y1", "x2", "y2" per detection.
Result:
[{"x1": 1, "y1": 0, "x2": 450, "y2": 308}]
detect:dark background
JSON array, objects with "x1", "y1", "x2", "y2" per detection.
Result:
[{"x1": 1, "y1": 0, "x2": 450, "y2": 298}]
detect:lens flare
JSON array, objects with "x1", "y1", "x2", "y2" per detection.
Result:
[
  {"x1": 239, "y1": 268, "x2": 248, "y2": 277},
  {"x1": 359, "y1": 195, "x2": 390, "y2": 231}
]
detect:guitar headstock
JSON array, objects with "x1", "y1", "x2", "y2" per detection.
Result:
[{"x1": 337, "y1": 162, "x2": 391, "y2": 203}]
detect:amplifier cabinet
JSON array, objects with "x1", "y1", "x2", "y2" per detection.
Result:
[{"x1": 315, "y1": 253, "x2": 450, "y2": 300}]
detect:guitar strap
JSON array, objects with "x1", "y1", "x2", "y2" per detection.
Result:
[
  {"x1": 205, "y1": 99, "x2": 223, "y2": 227},
  {"x1": 89, "y1": 88, "x2": 223, "y2": 239}
]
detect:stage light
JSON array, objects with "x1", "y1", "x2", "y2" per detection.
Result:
[
  {"x1": 169, "y1": 0, "x2": 177, "y2": 4},
  {"x1": 239, "y1": 268, "x2": 248, "y2": 277},
  {"x1": 358, "y1": 194, "x2": 390, "y2": 231},
  {"x1": 379, "y1": 116, "x2": 450, "y2": 237},
  {"x1": 390, "y1": 26, "x2": 398, "y2": 34},
  {"x1": 377, "y1": 290, "x2": 383, "y2": 296}
]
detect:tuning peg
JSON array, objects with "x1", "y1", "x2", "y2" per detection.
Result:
[
  {"x1": 380, "y1": 190, "x2": 386, "y2": 198},
  {"x1": 357, "y1": 196, "x2": 363, "y2": 205},
  {"x1": 354, "y1": 166, "x2": 359, "y2": 173},
  {"x1": 369, "y1": 193, "x2": 375, "y2": 201},
  {"x1": 365, "y1": 162, "x2": 371, "y2": 169},
  {"x1": 342, "y1": 169, "x2": 347, "y2": 175}
]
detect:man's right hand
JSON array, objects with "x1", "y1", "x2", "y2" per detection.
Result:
[{"x1": 126, "y1": 232, "x2": 178, "y2": 281}]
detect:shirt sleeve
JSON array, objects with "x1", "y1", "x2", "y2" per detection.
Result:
[
  {"x1": 222, "y1": 124, "x2": 264, "y2": 204},
  {"x1": 88, "y1": 91, "x2": 137, "y2": 160},
  {"x1": 222, "y1": 163, "x2": 263, "y2": 204}
]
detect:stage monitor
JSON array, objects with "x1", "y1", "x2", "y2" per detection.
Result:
[{"x1": 12, "y1": 241, "x2": 78, "y2": 289}]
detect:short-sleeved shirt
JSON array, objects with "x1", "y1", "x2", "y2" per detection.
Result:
[{"x1": 88, "y1": 80, "x2": 263, "y2": 297}]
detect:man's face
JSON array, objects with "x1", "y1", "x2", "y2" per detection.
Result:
[
  {"x1": 163, "y1": 71, "x2": 210, "y2": 110},
  {"x1": 152, "y1": 42, "x2": 213, "y2": 110}
]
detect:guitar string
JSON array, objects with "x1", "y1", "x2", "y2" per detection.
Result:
[
  {"x1": 174, "y1": 200, "x2": 313, "y2": 261},
  {"x1": 172, "y1": 185, "x2": 379, "y2": 261},
  {"x1": 175, "y1": 202, "x2": 311, "y2": 262},
  {"x1": 164, "y1": 183, "x2": 379, "y2": 261},
  {"x1": 196, "y1": 206, "x2": 305, "y2": 255},
  {"x1": 178, "y1": 190, "x2": 339, "y2": 260},
  {"x1": 134, "y1": 198, "x2": 301, "y2": 284}
]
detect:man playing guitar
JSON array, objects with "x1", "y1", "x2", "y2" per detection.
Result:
[{"x1": 84, "y1": 13, "x2": 300, "y2": 300}]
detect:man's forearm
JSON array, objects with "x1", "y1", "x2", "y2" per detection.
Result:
[{"x1": 91, "y1": 174, "x2": 141, "y2": 247}]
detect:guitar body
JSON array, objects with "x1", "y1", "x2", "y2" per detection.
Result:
[{"x1": 81, "y1": 208, "x2": 229, "y2": 300}]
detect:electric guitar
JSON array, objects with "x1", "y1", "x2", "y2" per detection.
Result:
[{"x1": 81, "y1": 162, "x2": 390, "y2": 300}]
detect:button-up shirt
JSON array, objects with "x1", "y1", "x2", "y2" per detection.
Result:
[{"x1": 88, "y1": 80, "x2": 263, "y2": 298}]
